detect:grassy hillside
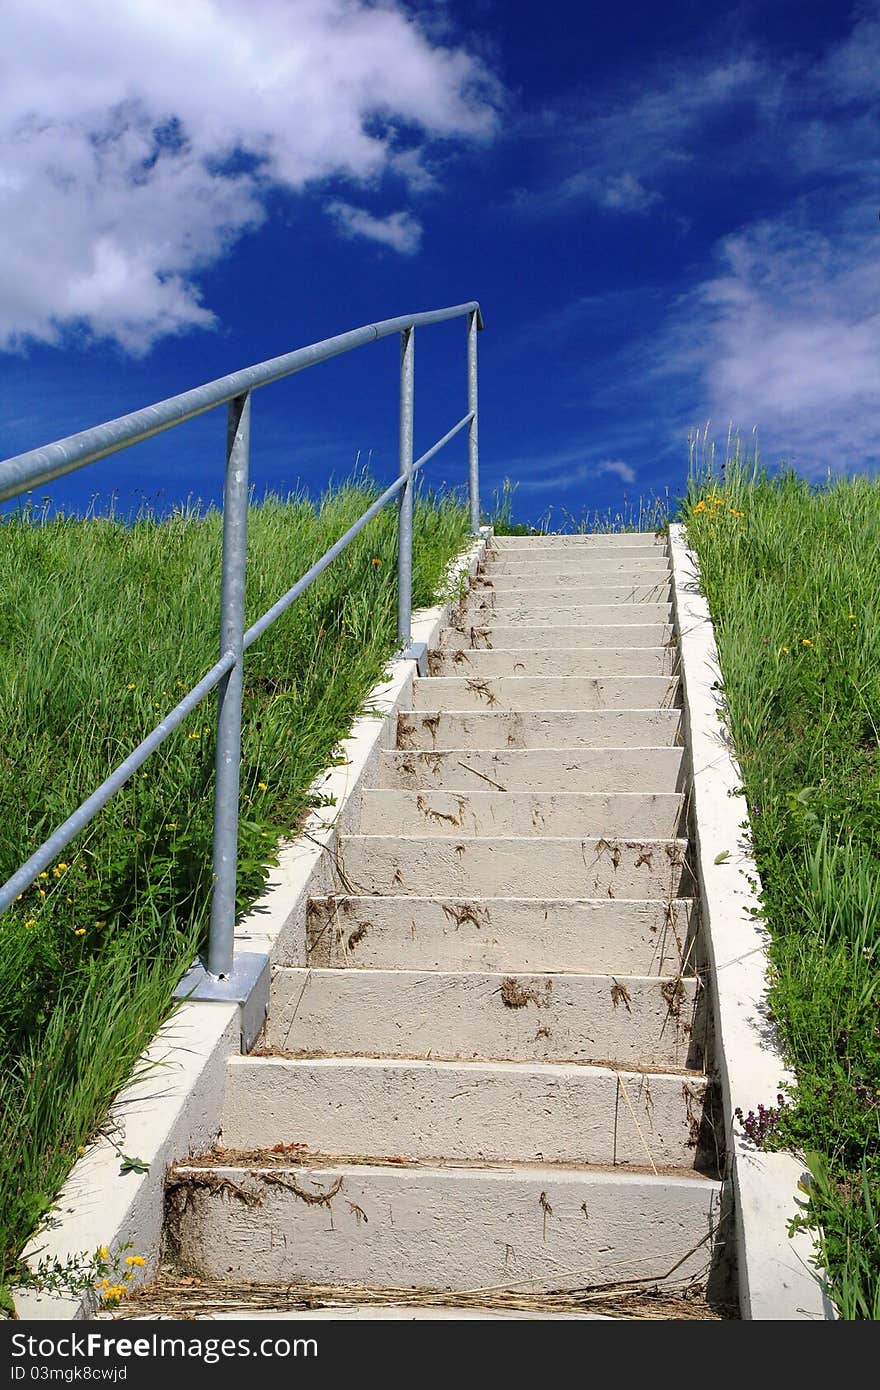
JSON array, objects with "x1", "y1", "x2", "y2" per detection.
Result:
[
  {"x1": 0, "y1": 482, "x2": 470, "y2": 1296},
  {"x1": 683, "y1": 453, "x2": 880, "y2": 1319}
]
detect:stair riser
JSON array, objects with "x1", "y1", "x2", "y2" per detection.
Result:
[
  {"x1": 397, "y1": 709, "x2": 682, "y2": 750},
  {"x1": 478, "y1": 571, "x2": 670, "y2": 592},
  {"x1": 306, "y1": 897, "x2": 696, "y2": 975},
  {"x1": 486, "y1": 558, "x2": 668, "y2": 576},
  {"x1": 379, "y1": 748, "x2": 687, "y2": 793},
  {"x1": 222, "y1": 1058, "x2": 711, "y2": 1168},
  {"x1": 459, "y1": 603, "x2": 674, "y2": 626},
  {"x1": 267, "y1": 968, "x2": 700, "y2": 1067},
  {"x1": 490, "y1": 535, "x2": 666, "y2": 547},
  {"x1": 169, "y1": 1164, "x2": 720, "y2": 1290},
  {"x1": 335, "y1": 837, "x2": 692, "y2": 898},
  {"x1": 359, "y1": 790, "x2": 685, "y2": 839},
  {"x1": 410, "y1": 676, "x2": 680, "y2": 712},
  {"x1": 429, "y1": 649, "x2": 678, "y2": 677},
  {"x1": 471, "y1": 584, "x2": 673, "y2": 605},
  {"x1": 441, "y1": 624, "x2": 675, "y2": 650}
]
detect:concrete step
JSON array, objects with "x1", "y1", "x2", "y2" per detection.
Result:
[
  {"x1": 486, "y1": 557, "x2": 669, "y2": 577},
  {"x1": 221, "y1": 1055, "x2": 713, "y2": 1169},
  {"x1": 306, "y1": 895, "x2": 696, "y2": 975},
  {"x1": 460, "y1": 602, "x2": 673, "y2": 626},
  {"x1": 379, "y1": 747, "x2": 686, "y2": 793},
  {"x1": 410, "y1": 676, "x2": 680, "y2": 712},
  {"x1": 359, "y1": 790, "x2": 685, "y2": 838},
  {"x1": 168, "y1": 1158, "x2": 720, "y2": 1290},
  {"x1": 334, "y1": 835, "x2": 692, "y2": 898},
  {"x1": 396, "y1": 708, "x2": 682, "y2": 750},
  {"x1": 490, "y1": 532, "x2": 665, "y2": 543},
  {"x1": 266, "y1": 966, "x2": 700, "y2": 1067},
  {"x1": 476, "y1": 569, "x2": 671, "y2": 592},
  {"x1": 442, "y1": 623, "x2": 675, "y2": 650},
  {"x1": 429, "y1": 647, "x2": 678, "y2": 677},
  {"x1": 490, "y1": 537, "x2": 665, "y2": 552},
  {"x1": 473, "y1": 581, "x2": 673, "y2": 604}
]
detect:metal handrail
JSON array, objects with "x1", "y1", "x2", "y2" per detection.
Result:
[{"x1": 0, "y1": 302, "x2": 482, "y2": 1037}]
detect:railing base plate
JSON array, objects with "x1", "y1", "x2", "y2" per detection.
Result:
[
  {"x1": 401, "y1": 640, "x2": 428, "y2": 675},
  {"x1": 175, "y1": 951, "x2": 270, "y2": 1054}
]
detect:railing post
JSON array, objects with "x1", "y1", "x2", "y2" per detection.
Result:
[
  {"x1": 398, "y1": 326, "x2": 415, "y2": 647},
  {"x1": 207, "y1": 390, "x2": 250, "y2": 978},
  {"x1": 467, "y1": 309, "x2": 479, "y2": 534}
]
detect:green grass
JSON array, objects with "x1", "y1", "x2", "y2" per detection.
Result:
[
  {"x1": 682, "y1": 446, "x2": 880, "y2": 1319},
  {"x1": 0, "y1": 480, "x2": 470, "y2": 1295},
  {"x1": 489, "y1": 477, "x2": 670, "y2": 535}
]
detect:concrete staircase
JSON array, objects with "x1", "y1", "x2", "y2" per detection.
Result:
[{"x1": 165, "y1": 533, "x2": 725, "y2": 1314}]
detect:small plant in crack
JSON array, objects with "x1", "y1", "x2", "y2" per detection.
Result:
[{"x1": 734, "y1": 1094, "x2": 789, "y2": 1147}]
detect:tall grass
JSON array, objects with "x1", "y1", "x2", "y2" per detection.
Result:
[
  {"x1": 0, "y1": 480, "x2": 470, "y2": 1291},
  {"x1": 489, "y1": 477, "x2": 670, "y2": 534},
  {"x1": 683, "y1": 442, "x2": 880, "y2": 1319}
]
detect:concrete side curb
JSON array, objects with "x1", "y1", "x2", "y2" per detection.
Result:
[
  {"x1": 13, "y1": 528, "x2": 491, "y2": 1320},
  {"x1": 668, "y1": 522, "x2": 833, "y2": 1321}
]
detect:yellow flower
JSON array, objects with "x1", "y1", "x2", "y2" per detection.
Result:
[
  {"x1": 125, "y1": 1255, "x2": 146, "y2": 1267},
  {"x1": 126, "y1": 682, "x2": 136, "y2": 690},
  {"x1": 848, "y1": 613, "x2": 856, "y2": 620},
  {"x1": 38, "y1": 889, "x2": 46, "y2": 899},
  {"x1": 781, "y1": 646, "x2": 789, "y2": 654},
  {"x1": 801, "y1": 638, "x2": 813, "y2": 647},
  {"x1": 258, "y1": 781, "x2": 268, "y2": 791},
  {"x1": 98, "y1": 1247, "x2": 110, "y2": 1261},
  {"x1": 38, "y1": 872, "x2": 48, "y2": 880},
  {"x1": 73, "y1": 928, "x2": 86, "y2": 937},
  {"x1": 23, "y1": 918, "x2": 36, "y2": 930},
  {"x1": 371, "y1": 557, "x2": 382, "y2": 566}
]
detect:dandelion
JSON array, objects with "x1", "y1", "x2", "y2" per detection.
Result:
[
  {"x1": 23, "y1": 918, "x2": 36, "y2": 930},
  {"x1": 73, "y1": 928, "x2": 86, "y2": 937},
  {"x1": 125, "y1": 1255, "x2": 146, "y2": 1267},
  {"x1": 38, "y1": 889, "x2": 46, "y2": 899},
  {"x1": 781, "y1": 646, "x2": 789, "y2": 654},
  {"x1": 126, "y1": 683, "x2": 136, "y2": 690},
  {"x1": 38, "y1": 872, "x2": 48, "y2": 880},
  {"x1": 258, "y1": 781, "x2": 268, "y2": 791},
  {"x1": 801, "y1": 638, "x2": 814, "y2": 647},
  {"x1": 371, "y1": 557, "x2": 382, "y2": 566}
]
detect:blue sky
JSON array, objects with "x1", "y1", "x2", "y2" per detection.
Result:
[{"x1": 1, "y1": 0, "x2": 878, "y2": 525}]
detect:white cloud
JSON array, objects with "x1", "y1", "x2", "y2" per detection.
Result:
[
  {"x1": 508, "y1": 450, "x2": 637, "y2": 493},
  {"x1": 0, "y1": 0, "x2": 499, "y2": 353},
  {"x1": 674, "y1": 210, "x2": 880, "y2": 474},
  {"x1": 596, "y1": 459, "x2": 637, "y2": 484},
  {"x1": 326, "y1": 202, "x2": 422, "y2": 255},
  {"x1": 514, "y1": 55, "x2": 776, "y2": 217}
]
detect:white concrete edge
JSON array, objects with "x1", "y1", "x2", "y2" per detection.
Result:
[
  {"x1": 668, "y1": 522, "x2": 834, "y2": 1321},
  {"x1": 13, "y1": 528, "x2": 491, "y2": 1321}
]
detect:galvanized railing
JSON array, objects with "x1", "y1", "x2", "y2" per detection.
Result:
[{"x1": 0, "y1": 302, "x2": 482, "y2": 1046}]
